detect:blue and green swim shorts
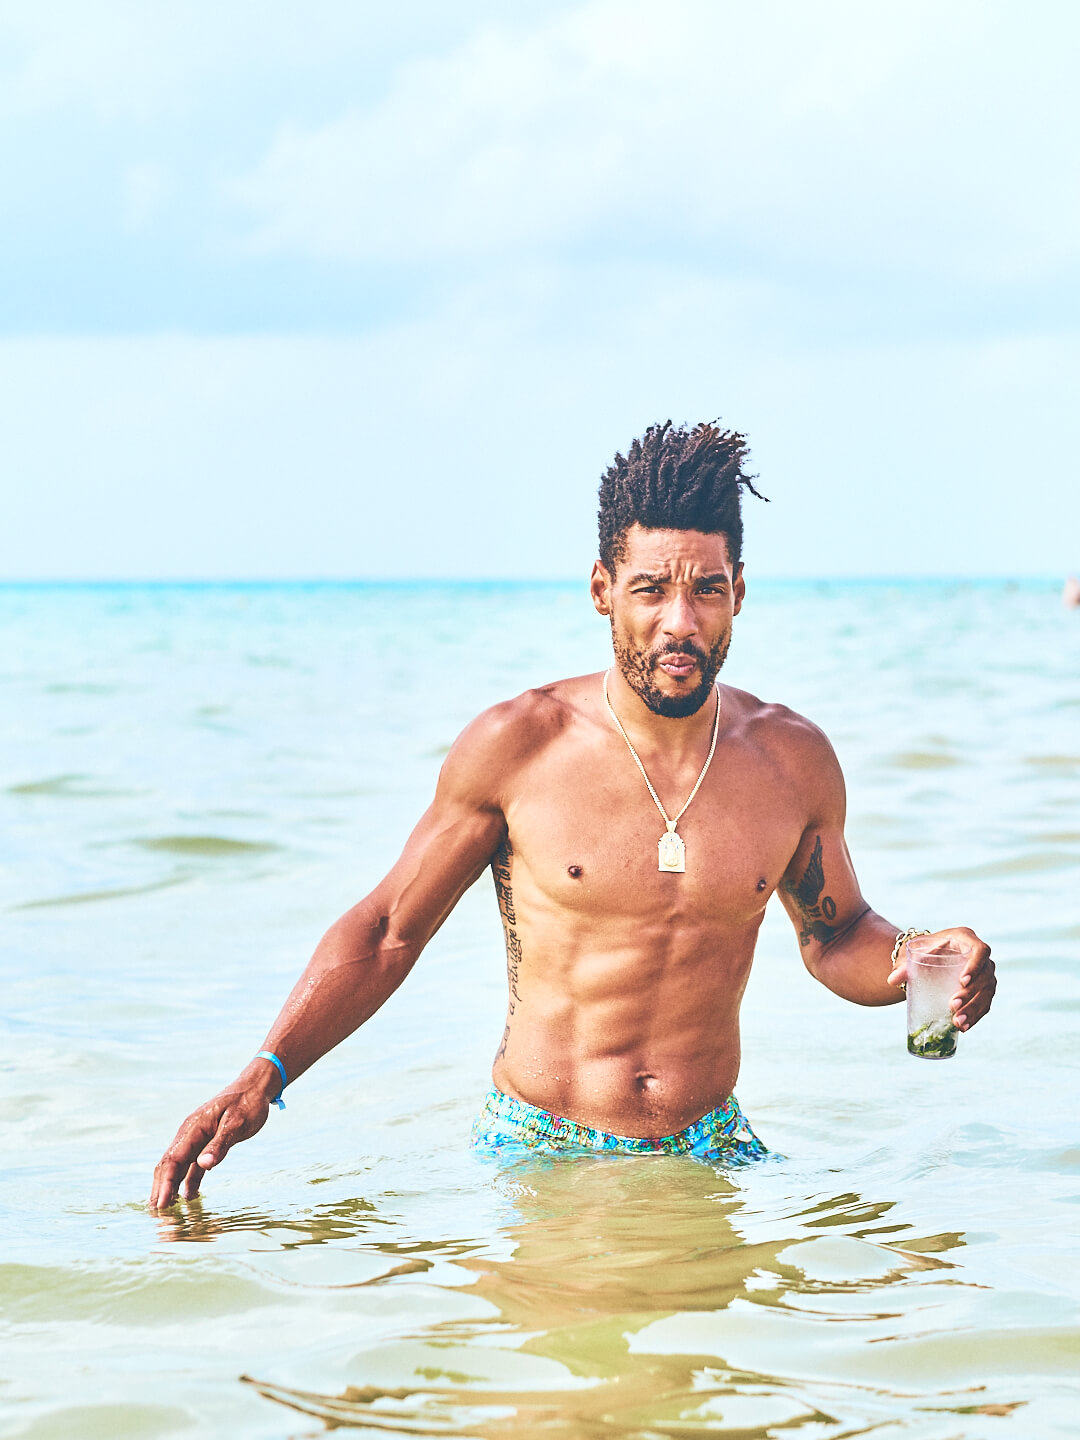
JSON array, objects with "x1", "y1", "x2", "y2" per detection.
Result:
[{"x1": 471, "y1": 1087, "x2": 767, "y2": 1164}]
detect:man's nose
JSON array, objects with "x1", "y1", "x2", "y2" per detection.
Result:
[{"x1": 661, "y1": 593, "x2": 698, "y2": 640}]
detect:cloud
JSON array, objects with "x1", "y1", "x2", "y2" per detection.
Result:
[
  {"x1": 3, "y1": 0, "x2": 1077, "y2": 337},
  {"x1": 226, "y1": 0, "x2": 1080, "y2": 285},
  {"x1": 1, "y1": 0, "x2": 259, "y2": 120},
  {"x1": 0, "y1": 0, "x2": 577, "y2": 120}
]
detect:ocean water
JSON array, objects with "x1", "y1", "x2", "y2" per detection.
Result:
[{"x1": 1, "y1": 579, "x2": 1078, "y2": 1440}]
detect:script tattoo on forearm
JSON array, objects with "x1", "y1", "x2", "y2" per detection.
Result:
[
  {"x1": 492, "y1": 839, "x2": 522, "y2": 1059},
  {"x1": 785, "y1": 834, "x2": 838, "y2": 947}
]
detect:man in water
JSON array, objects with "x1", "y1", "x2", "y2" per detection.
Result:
[{"x1": 151, "y1": 421, "x2": 996, "y2": 1207}]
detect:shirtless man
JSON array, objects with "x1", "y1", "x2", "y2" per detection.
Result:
[{"x1": 150, "y1": 421, "x2": 997, "y2": 1207}]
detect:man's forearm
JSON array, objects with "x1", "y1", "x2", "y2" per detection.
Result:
[
  {"x1": 804, "y1": 907, "x2": 901, "y2": 1006},
  {"x1": 248, "y1": 902, "x2": 422, "y2": 1091}
]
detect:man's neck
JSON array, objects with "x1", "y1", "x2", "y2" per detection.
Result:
[{"x1": 603, "y1": 667, "x2": 719, "y2": 763}]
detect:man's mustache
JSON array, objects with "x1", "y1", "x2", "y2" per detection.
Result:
[{"x1": 650, "y1": 641, "x2": 707, "y2": 664}]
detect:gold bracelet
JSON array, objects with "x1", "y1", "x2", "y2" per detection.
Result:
[{"x1": 891, "y1": 927, "x2": 930, "y2": 992}]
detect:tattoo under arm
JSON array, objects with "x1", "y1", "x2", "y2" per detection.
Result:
[
  {"x1": 492, "y1": 839, "x2": 522, "y2": 1059},
  {"x1": 785, "y1": 835, "x2": 838, "y2": 948}
]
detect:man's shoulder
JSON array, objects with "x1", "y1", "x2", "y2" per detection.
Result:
[
  {"x1": 462, "y1": 678, "x2": 575, "y2": 743},
  {"x1": 440, "y1": 673, "x2": 600, "y2": 799},
  {"x1": 723, "y1": 684, "x2": 845, "y2": 827},
  {"x1": 724, "y1": 685, "x2": 839, "y2": 767}
]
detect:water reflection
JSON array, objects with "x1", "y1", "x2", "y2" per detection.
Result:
[
  {"x1": 232, "y1": 1156, "x2": 972, "y2": 1437},
  {"x1": 153, "y1": 1193, "x2": 386, "y2": 1248},
  {"x1": 465, "y1": 1155, "x2": 781, "y2": 1325}
]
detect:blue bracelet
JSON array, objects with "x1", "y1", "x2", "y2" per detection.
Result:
[{"x1": 255, "y1": 1051, "x2": 288, "y2": 1109}]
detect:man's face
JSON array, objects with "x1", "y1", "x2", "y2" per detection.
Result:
[{"x1": 590, "y1": 525, "x2": 745, "y2": 718}]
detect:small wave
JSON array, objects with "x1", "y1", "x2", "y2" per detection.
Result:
[
  {"x1": 1044, "y1": 922, "x2": 1080, "y2": 941},
  {"x1": 12, "y1": 878, "x2": 185, "y2": 910},
  {"x1": 44, "y1": 682, "x2": 122, "y2": 695},
  {"x1": 7, "y1": 1403, "x2": 192, "y2": 1436},
  {"x1": 886, "y1": 751, "x2": 963, "y2": 770},
  {"x1": 134, "y1": 835, "x2": 279, "y2": 856},
  {"x1": 934, "y1": 850, "x2": 1080, "y2": 880},
  {"x1": 7, "y1": 773, "x2": 140, "y2": 798},
  {"x1": 0, "y1": 1259, "x2": 274, "y2": 1323}
]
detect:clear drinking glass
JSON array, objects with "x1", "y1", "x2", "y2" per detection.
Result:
[{"x1": 906, "y1": 936, "x2": 966, "y2": 1058}]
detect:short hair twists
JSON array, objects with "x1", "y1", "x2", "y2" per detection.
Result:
[{"x1": 597, "y1": 420, "x2": 767, "y2": 574}]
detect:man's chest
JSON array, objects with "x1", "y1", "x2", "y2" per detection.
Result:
[{"x1": 504, "y1": 740, "x2": 807, "y2": 924}]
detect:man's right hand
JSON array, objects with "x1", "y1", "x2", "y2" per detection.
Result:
[{"x1": 149, "y1": 1068, "x2": 276, "y2": 1209}]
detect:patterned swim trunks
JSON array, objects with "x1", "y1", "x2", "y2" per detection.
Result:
[{"x1": 471, "y1": 1088, "x2": 767, "y2": 1164}]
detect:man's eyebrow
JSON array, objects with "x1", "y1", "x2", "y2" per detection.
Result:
[{"x1": 627, "y1": 571, "x2": 730, "y2": 586}]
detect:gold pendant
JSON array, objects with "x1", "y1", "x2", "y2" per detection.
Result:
[{"x1": 658, "y1": 829, "x2": 686, "y2": 873}]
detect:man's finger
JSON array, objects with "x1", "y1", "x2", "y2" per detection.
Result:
[
  {"x1": 953, "y1": 979, "x2": 996, "y2": 1027},
  {"x1": 149, "y1": 1111, "x2": 220, "y2": 1209},
  {"x1": 152, "y1": 1149, "x2": 201, "y2": 1209},
  {"x1": 954, "y1": 988, "x2": 994, "y2": 1027},
  {"x1": 952, "y1": 975, "x2": 994, "y2": 1005},
  {"x1": 195, "y1": 1109, "x2": 249, "y2": 1171},
  {"x1": 151, "y1": 1156, "x2": 189, "y2": 1210},
  {"x1": 180, "y1": 1161, "x2": 205, "y2": 1201},
  {"x1": 952, "y1": 962, "x2": 997, "y2": 1011},
  {"x1": 960, "y1": 951, "x2": 993, "y2": 985}
]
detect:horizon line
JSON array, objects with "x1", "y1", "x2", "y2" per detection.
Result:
[{"x1": 0, "y1": 575, "x2": 1066, "y2": 589}]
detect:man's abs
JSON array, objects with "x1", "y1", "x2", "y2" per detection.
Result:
[{"x1": 490, "y1": 939, "x2": 754, "y2": 1138}]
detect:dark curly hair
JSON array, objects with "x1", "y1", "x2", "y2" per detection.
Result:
[{"x1": 598, "y1": 420, "x2": 767, "y2": 574}]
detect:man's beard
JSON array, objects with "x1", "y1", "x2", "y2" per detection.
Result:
[{"x1": 611, "y1": 629, "x2": 731, "y2": 718}]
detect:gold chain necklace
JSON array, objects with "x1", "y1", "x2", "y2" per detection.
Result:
[{"x1": 603, "y1": 669, "x2": 721, "y2": 873}]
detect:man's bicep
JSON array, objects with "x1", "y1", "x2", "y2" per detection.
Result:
[
  {"x1": 776, "y1": 728, "x2": 867, "y2": 956},
  {"x1": 778, "y1": 825, "x2": 867, "y2": 954},
  {"x1": 366, "y1": 712, "x2": 514, "y2": 945},
  {"x1": 374, "y1": 795, "x2": 506, "y2": 944}
]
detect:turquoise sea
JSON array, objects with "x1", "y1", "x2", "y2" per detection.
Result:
[{"x1": 2, "y1": 579, "x2": 1079, "y2": 1439}]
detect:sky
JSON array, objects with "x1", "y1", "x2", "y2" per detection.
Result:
[{"x1": 2, "y1": 0, "x2": 1078, "y2": 580}]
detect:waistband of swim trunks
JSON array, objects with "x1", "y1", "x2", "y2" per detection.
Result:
[{"x1": 477, "y1": 1087, "x2": 742, "y2": 1151}]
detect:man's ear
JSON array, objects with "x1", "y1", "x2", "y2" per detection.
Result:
[
  {"x1": 733, "y1": 563, "x2": 745, "y2": 616},
  {"x1": 590, "y1": 560, "x2": 613, "y2": 617}
]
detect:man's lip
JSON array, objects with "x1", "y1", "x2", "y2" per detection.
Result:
[{"x1": 657, "y1": 654, "x2": 699, "y2": 676}]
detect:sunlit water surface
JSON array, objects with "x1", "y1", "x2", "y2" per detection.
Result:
[{"x1": 2, "y1": 580, "x2": 1078, "y2": 1439}]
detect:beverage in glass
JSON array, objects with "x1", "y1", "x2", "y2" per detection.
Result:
[{"x1": 906, "y1": 936, "x2": 966, "y2": 1059}]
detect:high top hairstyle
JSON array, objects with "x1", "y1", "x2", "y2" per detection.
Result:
[{"x1": 597, "y1": 420, "x2": 767, "y2": 575}]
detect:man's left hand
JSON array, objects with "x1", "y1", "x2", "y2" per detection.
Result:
[{"x1": 887, "y1": 926, "x2": 996, "y2": 1030}]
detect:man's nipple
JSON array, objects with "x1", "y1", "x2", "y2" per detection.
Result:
[{"x1": 567, "y1": 864, "x2": 583, "y2": 878}]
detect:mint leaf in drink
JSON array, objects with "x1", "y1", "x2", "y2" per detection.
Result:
[{"x1": 908, "y1": 1019, "x2": 958, "y2": 1058}]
